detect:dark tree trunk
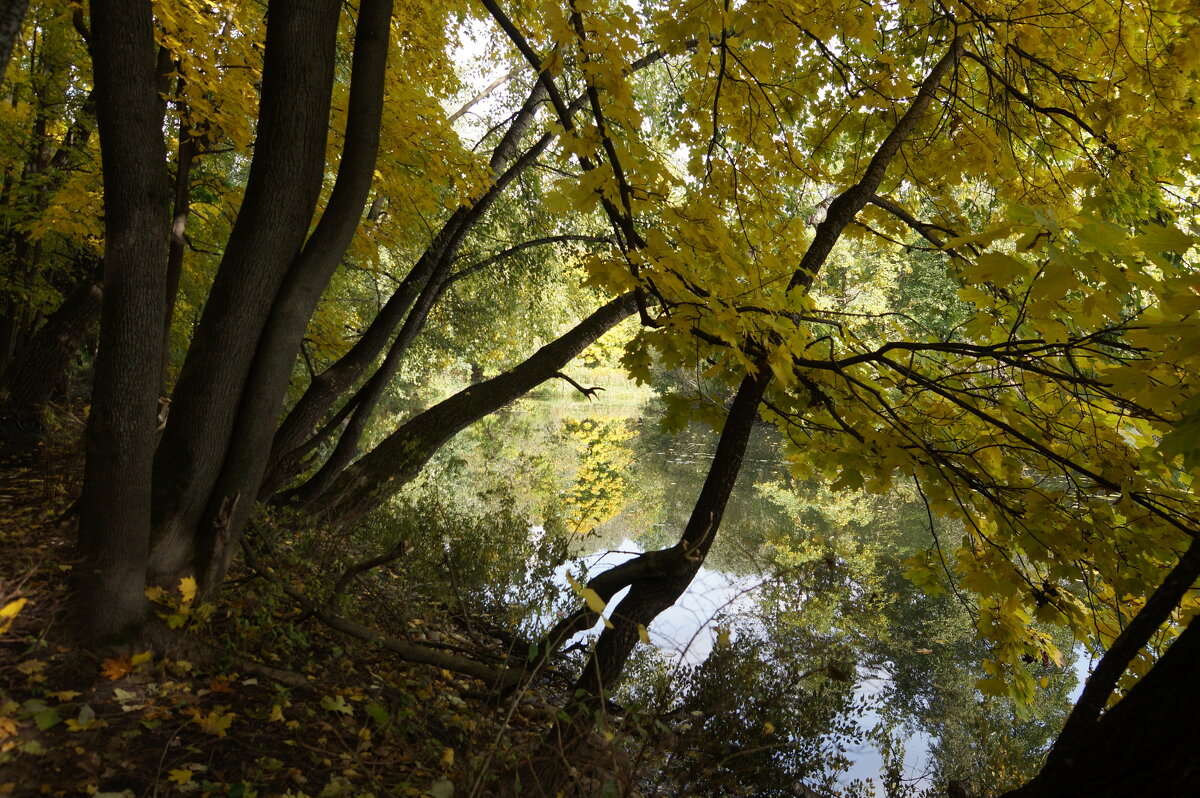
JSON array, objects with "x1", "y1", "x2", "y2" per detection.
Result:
[
  {"x1": 301, "y1": 291, "x2": 639, "y2": 524},
  {"x1": 0, "y1": 0, "x2": 28, "y2": 85},
  {"x1": 1002, "y1": 612, "x2": 1200, "y2": 798},
  {"x1": 148, "y1": 0, "x2": 342, "y2": 583},
  {"x1": 506, "y1": 40, "x2": 966, "y2": 794},
  {"x1": 261, "y1": 88, "x2": 560, "y2": 497},
  {"x1": 1, "y1": 270, "x2": 101, "y2": 416},
  {"x1": 76, "y1": 0, "x2": 170, "y2": 643},
  {"x1": 193, "y1": 0, "x2": 394, "y2": 594}
]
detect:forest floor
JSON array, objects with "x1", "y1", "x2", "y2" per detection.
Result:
[{"x1": 0, "y1": 422, "x2": 622, "y2": 798}]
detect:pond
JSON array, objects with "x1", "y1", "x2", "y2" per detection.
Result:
[{"x1": 401, "y1": 388, "x2": 1080, "y2": 797}]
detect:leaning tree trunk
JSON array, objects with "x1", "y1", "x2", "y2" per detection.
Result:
[
  {"x1": 508, "y1": 366, "x2": 773, "y2": 797},
  {"x1": 300, "y1": 291, "x2": 639, "y2": 526},
  {"x1": 76, "y1": 0, "x2": 170, "y2": 643},
  {"x1": 504, "y1": 37, "x2": 966, "y2": 795},
  {"x1": 1001, "y1": 610, "x2": 1200, "y2": 797},
  {"x1": 261, "y1": 121, "x2": 558, "y2": 499},
  {"x1": 146, "y1": 0, "x2": 343, "y2": 585}
]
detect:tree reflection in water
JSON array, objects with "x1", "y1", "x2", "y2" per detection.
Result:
[{"x1": 412, "y1": 395, "x2": 1078, "y2": 797}]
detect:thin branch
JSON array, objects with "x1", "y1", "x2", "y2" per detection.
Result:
[
  {"x1": 553, "y1": 371, "x2": 604, "y2": 399},
  {"x1": 448, "y1": 65, "x2": 520, "y2": 122}
]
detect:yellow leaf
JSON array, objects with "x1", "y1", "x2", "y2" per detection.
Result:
[
  {"x1": 716, "y1": 627, "x2": 731, "y2": 647},
  {"x1": 191, "y1": 708, "x2": 235, "y2": 737},
  {"x1": 439, "y1": 747, "x2": 454, "y2": 768},
  {"x1": 168, "y1": 769, "x2": 194, "y2": 785},
  {"x1": 144, "y1": 586, "x2": 166, "y2": 602},
  {"x1": 0, "y1": 598, "x2": 27, "y2": 634},
  {"x1": 568, "y1": 574, "x2": 609, "y2": 617},
  {"x1": 16, "y1": 659, "x2": 46, "y2": 676},
  {"x1": 637, "y1": 624, "x2": 650, "y2": 645},
  {"x1": 178, "y1": 577, "x2": 198, "y2": 605},
  {"x1": 269, "y1": 704, "x2": 285, "y2": 723},
  {"x1": 763, "y1": 722, "x2": 775, "y2": 735},
  {"x1": 131, "y1": 650, "x2": 153, "y2": 667}
]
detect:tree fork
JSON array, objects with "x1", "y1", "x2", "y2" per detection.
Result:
[
  {"x1": 512, "y1": 366, "x2": 772, "y2": 797},
  {"x1": 149, "y1": 0, "x2": 343, "y2": 582},
  {"x1": 191, "y1": 0, "x2": 395, "y2": 595}
]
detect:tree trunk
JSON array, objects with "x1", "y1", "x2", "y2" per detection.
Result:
[
  {"x1": 510, "y1": 366, "x2": 772, "y2": 797},
  {"x1": 0, "y1": 0, "x2": 29, "y2": 85},
  {"x1": 148, "y1": 0, "x2": 342, "y2": 583},
  {"x1": 76, "y1": 0, "x2": 170, "y2": 643},
  {"x1": 301, "y1": 291, "x2": 639, "y2": 524},
  {"x1": 506, "y1": 40, "x2": 966, "y2": 793},
  {"x1": 192, "y1": 0, "x2": 394, "y2": 594},
  {"x1": 1, "y1": 270, "x2": 101, "y2": 416},
  {"x1": 1002, "y1": 612, "x2": 1200, "y2": 797},
  {"x1": 262, "y1": 87, "x2": 559, "y2": 497}
]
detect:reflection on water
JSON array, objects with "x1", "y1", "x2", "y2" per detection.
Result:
[
  {"x1": 419, "y1": 394, "x2": 1078, "y2": 797},
  {"x1": 553, "y1": 537, "x2": 761, "y2": 662}
]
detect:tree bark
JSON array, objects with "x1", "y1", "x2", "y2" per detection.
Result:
[
  {"x1": 76, "y1": 0, "x2": 169, "y2": 643},
  {"x1": 509, "y1": 367, "x2": 771, "y2": 797},
  {"x1": 507, "y1": 37, "x2": 965, "y2": 794},
  {"x1": 301, "y1": 291, "x2": 639, "y2": 524},
  {"x1": 0, "y1": 0, "x2": 29, "y2": 85},
  {"x1": 148, "y1": 0, "x2": 342, "y2": 583},
  {"x1": 261, "y1": 82, "x2": 564, "y2": 497},
  {"x1": 0, "y1": 269, "x2": 101, "y2": 416},
  {"x1": 1002, "y1": 611, "x2": 1200, "y2": 798},
  {"x1": 192, "y1": 0, "x2": 395, "y2": 594}
]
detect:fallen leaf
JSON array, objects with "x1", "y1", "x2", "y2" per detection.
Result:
[
  {"x1": 0, "y1": 598, "x2": 27, "y2": 634},
  {"x1": 101, "y1": 656, "x2": 133, "y2": 681}
]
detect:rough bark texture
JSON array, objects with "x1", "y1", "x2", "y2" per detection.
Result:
[
  {"x1": 1002, "y1": 612, "x2": 1200, "y2": 798},
  {"x1": 303, "y1": 292, "x2": 639, "y2": 524},
  {"x1": 148, "y1": 0, "x2": 342, "y2": 582},
  {"x1": 77, "y1": 0, "x2": 170, "y2": 642},
  {"x1": 0, "y1": 0, "x2": 28, "y2": 90},
  {"x1": 1, "y1": 272, "x2": 100, "y2": 416},
  {"x1": 194, "y1": 0, "x2": 394, "y2": 594}
]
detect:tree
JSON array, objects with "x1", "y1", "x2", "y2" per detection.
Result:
[
  {"x1": 76, "y1": 0, "x2": 640, "y2": 641},
  {"x1": 61, "y1": 0, "x2": 1200, "y2": 791},
  {"x1": 454, "y1": 0, "x2": 1200, "y2": 792}
]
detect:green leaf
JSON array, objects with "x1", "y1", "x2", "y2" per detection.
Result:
[
  {"x1": 977, "y1": 677, "x2": 1008, "y2": 697},
  {"x1": 1133, "y1": 223, "x2": 1194, "y2": 255},
  {"x1": 320, "y1": 695, "x2": 354, "y2": 716},
  {"x1": 364, "y1": 702, "x2": 390, "y2": 726},
  {"x1": 33, "y1": 708, "x2": 60, "y2": 730}
]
